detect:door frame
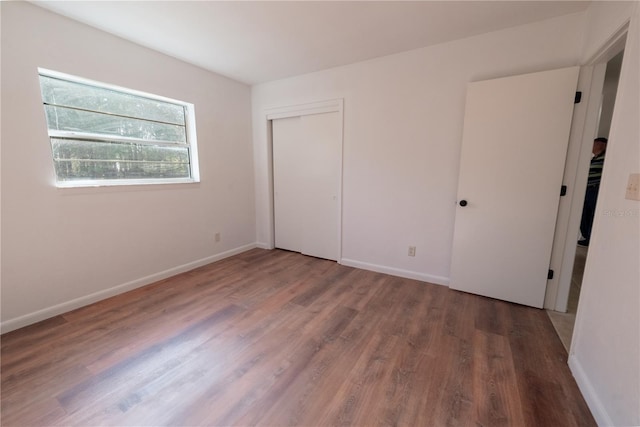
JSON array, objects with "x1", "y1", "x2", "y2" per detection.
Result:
[
  {"x1": 264, "y1": 99, "x2": 344, "y2": 261},
  {"x1": 546, "y1": 24, "x2": 628, "y2": 311}
]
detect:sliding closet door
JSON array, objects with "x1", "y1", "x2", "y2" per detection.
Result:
[
  {"x1": 273, "y1": 116, "x2": 305, "y2": 254},
  {"x1": 272, "y1": 111, "x2": 341, "y2": 261}
]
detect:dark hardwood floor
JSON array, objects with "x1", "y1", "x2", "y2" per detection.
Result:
[{"x1": 1, "y1": 249, "x2": 595, "y2": 426}]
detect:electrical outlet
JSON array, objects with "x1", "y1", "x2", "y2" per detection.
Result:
[
  {"x1": 214, "y1": 232, "x2": 221, "y2": 243},
  {"x1": 625, "y1": 173, "x2": 640, "y2": 201},
  {"x1": 408, "y1": 246, "x2": 416, "y2": 257}
]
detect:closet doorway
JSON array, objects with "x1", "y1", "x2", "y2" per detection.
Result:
[{"x1": 268, "y1": 100, "x2": 343, "y2": 261}]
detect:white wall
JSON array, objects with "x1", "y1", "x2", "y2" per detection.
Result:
[
  {"x1": 0, "y1": 2, "x2": 256, "y2": 331},
  {"x1": 252, "y1": 13, "x2": 585, "y2": 284},
  {"x1": 570, "y1": 2, "x2": 640, "y2": 426}
]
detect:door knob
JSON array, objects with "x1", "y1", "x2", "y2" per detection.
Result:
[{"x1": 459, "y1": 200, "x2": 468, "y2": 207}]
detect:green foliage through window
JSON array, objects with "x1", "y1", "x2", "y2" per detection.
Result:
[{"x1": 38, "y1": 69, "x2": 198, "y2": 186}]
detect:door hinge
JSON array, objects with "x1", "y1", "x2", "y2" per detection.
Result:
[
  {"x1": 548, "y1": 269, "x2": 554, "y2": 280},
  {"x1": 575, "y1": 91, "x2": 582, "y2": 104},
  {"x1": 560, "y1": 185, "x2": 567, "y2": 196}
]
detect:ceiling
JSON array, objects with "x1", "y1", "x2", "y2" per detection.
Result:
[{"x1": 31, "y1": 1, "x2": 590, "y2": 85}]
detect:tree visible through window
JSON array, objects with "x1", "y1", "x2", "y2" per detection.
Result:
[{"x1": 38, "y1": 68, "x2": 199, "y2": 187}]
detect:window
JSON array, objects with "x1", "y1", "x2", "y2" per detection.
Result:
[{"x1": 38, "y1": 68, "x2": 199, "y2": 187}]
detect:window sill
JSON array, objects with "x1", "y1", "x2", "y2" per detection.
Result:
[{"x1": 55, "y1": 178, "x2": 200, "y2": 189}]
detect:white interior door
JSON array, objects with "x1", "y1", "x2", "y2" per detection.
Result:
[
  {"x1": 272, "y1": 111, "x2": 341, "y2": 261},
  {"x1": 450, "y1": 67, "x2": 579, "y2": 308}
]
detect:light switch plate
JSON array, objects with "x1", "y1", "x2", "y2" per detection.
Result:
[{"x1": 625, "y1": 173, "x2": 640, "y2": 201}]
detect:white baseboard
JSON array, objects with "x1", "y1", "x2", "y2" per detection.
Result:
[
  {"x1": 340, "y1": 258, "x2": 449, "y2": 286},
  {"x1": 2, "y1": 248, "x2": 447, "y2": 333},
  {"x1": 255, "y1": 241, "x2": 273, "y2": 250},
  {"x1": 0, "y1": 243, "x2": 258, "y2": 334},
  {"x1": 569, "y1": 354, "x2": 613, "y2": 426}
]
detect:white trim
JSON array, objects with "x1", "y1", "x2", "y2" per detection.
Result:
[
  {"x1": 0, "y1": 243, "x2": 257, "y2": 334},
  {"x1": 584, "y1": 22, "x2": 630, "y2": 66},
  {"x1": 55, "y1": 177, "x2": 198, "y2": 188},
  {"x1": 266, "y1": 99, "x2": 343, "y2": 120},
  {"x1": 255, "y1": 241, "x2": 273, "y2": 250},
  {"x1": 340, "y1": 258, "x2": 450, "y2": 286},
  {"x1": 267, "y1": 98, "x2": 344, "y2": 262},
  {"x1": 569, "y1": 355, "x2": 614, "y2": 426}
]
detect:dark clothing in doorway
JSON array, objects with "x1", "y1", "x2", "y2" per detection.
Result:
[
  {"x1": 580, "y1": 152, "x2": 606, "y2": 244},
  {"x1": 580, "y1": 184, "x2": 599, "y2": 244}
]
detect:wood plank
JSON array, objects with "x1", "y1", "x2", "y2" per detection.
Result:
[{"x1": 472, "y1": 329, "x2": 526, "y2": 427}]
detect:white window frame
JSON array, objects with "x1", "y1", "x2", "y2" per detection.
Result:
[{"x1": 38, "y1": 68, "x2": 200, "y2": 188}]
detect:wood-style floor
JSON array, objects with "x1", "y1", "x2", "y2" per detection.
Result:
[{"x1": 1, "y1": 249, "x2": 595, "y2": 426}]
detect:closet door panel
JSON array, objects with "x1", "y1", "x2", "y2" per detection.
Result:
[{"x1": 272, "y1": 116, "x2": 304, "y2": 253}]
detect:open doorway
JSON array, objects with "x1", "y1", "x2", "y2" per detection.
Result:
[{"x1": 547, "y1": 48, "x2": 625, "y2": 351}]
